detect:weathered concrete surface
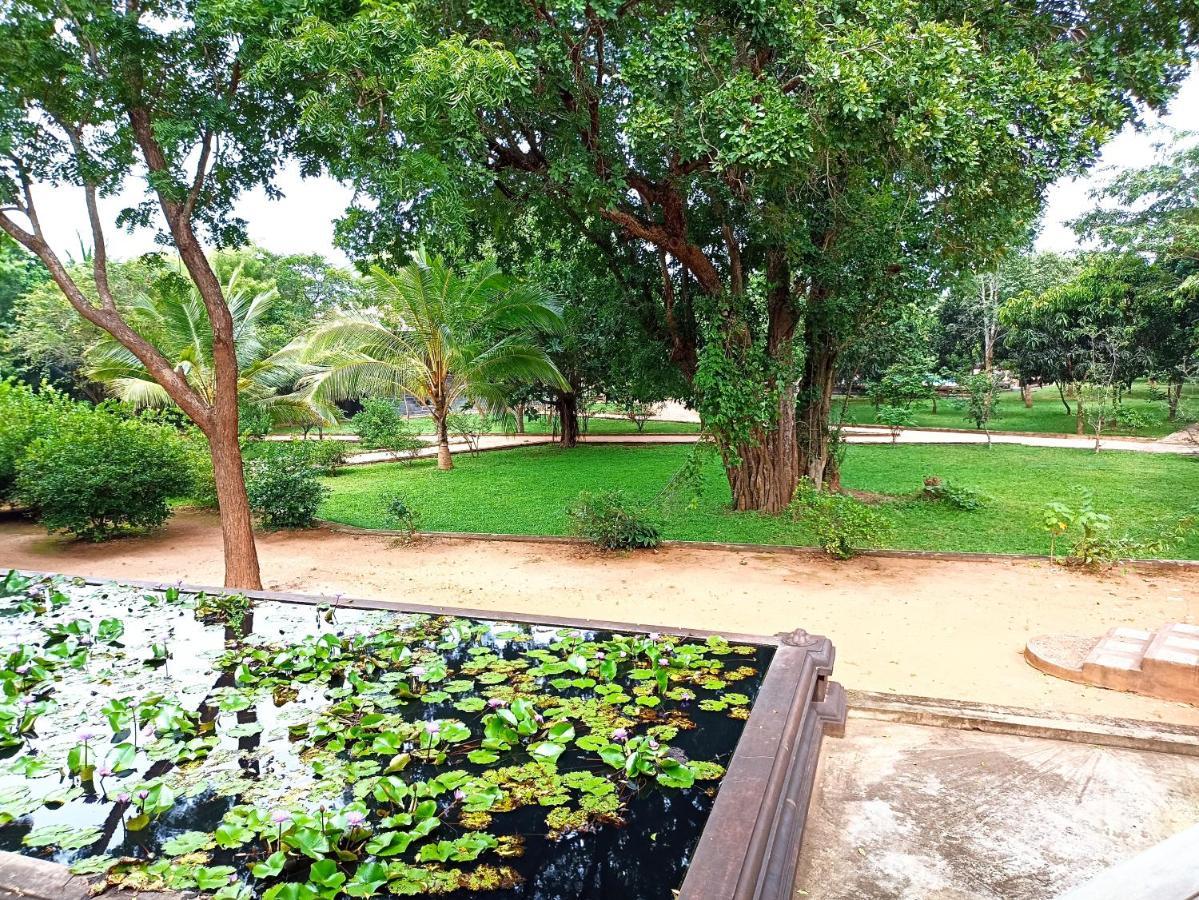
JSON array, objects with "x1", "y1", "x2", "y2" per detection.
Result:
[{"x1": 795, "y1": 718, "x2": 1199, "y2": 899}]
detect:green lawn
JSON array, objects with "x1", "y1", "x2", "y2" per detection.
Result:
[
  {"x1": 837, "y1": 382, "x2": 1197, "y2": 438},
  {"x1": 277, "y1": 413, "x2": 700, "y2": 438},
  {"x1": 320, "y1": 443, "x2": 1199, "y2": 559}
]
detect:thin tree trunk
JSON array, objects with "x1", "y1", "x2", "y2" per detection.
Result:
[
  {"x1": 1168, "y1": 381, "x2": 1182, "y2": 421},
  {"x1": 1021, "y1": 380, "x2": 1033, "y2": 408},
  {"x1": 798, "y1": 346, "x2": 839, "y2": 490},
  {"x1": 206, "y1": 423, "x2": 262, "y2": 590},
  {"x1": 435, "y1": 404, "x2": 453, "y2": 470},
  {"x1": 514, "y1": 402, "x2": 525, "y2": 434},
  {"x1": 1075, "y1": 387, "x2": 1085, "y2": 436},
  {"x1": 1056, "y1": 382, "x2": 1071, "y2": 415}
]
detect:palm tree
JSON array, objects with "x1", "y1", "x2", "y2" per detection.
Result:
[
  {"x1": 86, "y1": 268, "x2": 337, "y2": 430},
  {"x1": 301, "y1": 249, "x2": 566, "y2": 470}
]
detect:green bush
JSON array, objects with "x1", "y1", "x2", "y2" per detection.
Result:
[
  {"x1": 245, "y1": 453, "x2": 328, "y2": 529},
  {"x1": 385, "y1": 493, "x2": 420, "y2": 540},
  {"x1": 789, "y1": 479, "x2": 886, "y2": 559},
  {"x1": 567, "y1": 490, "x2": 662, "y2": 550},
  {"x1": 257, "y1": 439, "x2": 348, "y2": 476},
  {"x1": 15, "y1": 405, "x2": 193, "y2": 541},
  {"x1": 0, "y1": 380, "x2": 55, "y2": 502},
  {"x1": 1042, "y1": 492, "x2": 1194, "y2": 567},
  {"x1": 351, "y1": 399, "x2": 425, "y2": 459},
  {"x1": 184, "y1": 434, "x2": 219, "y2": 509},
  {"x1": 237, "y1": 400, "x2": 273, "y2": 438},
  {"x1": 921, "y1": 476, "x2": 988, "y2": 511}
]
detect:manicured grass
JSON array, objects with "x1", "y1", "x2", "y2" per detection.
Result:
[
  {"x1": 320, "y1": 443, "x2": 1199, "y2": 559},
  {"x1": 837, "y1": 382, "x2": 1197, "y2": 438},
  {"x1": 276, "y1": 413, "x2": 700, "y2": 438}
]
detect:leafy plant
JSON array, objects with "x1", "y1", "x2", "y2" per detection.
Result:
[
  {"x1": 385, "y1": 494, "x2": 420, "y2": 540},
  {"x1": 921, "y1": 476, "x2": 988, "y2": 511},
  {"x1": 245, "y1": 454, "x2": 328, "y2": 529},
  {"x1": 14, "y1": 404, "x2": 193, "y2": 541},
  {"x1": 1042, "y1": 491, "x2": 1195, "y2": 567},
  {"x1": 567, "y1": 490, "x2": 662, "y2": 550},
  {"x1": 789, "y1": 480, "x2": 886, "y2": 559},
  {"x1": 874, "y1": 404, "x2": 912, "y2": 444}
]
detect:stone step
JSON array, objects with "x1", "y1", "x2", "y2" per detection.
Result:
[{"x1": 1026, "y1": 623, "x2": 1199, "y2": 706}]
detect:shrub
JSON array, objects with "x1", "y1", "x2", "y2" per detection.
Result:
[
  {"x1": 789, "y1": 480, "x2": 886, "y2": 559},
  {"x1": 15, "y1": 405, "x2": 193, "y2": 541},
  {"x1": 352, "y1": 399, "x2": 425, "y2": 460},
  {"x1": 447, "y1": 412, "x2": 488, "y2": 454},
  {"x1": 567, "y1": 490, "x2": 662, "y2": 550},
  {"x1": 921, "y1": 476, "x2": 988, "y2": 511},
  {"x1": 262, "y1": 439, "x2": 348, "y2": 476},
  {"x1": 385, "y1": 493, "x2": 420, "y2": 540},
  {"x1": 1042, "y1": 492, "x2": 1195, "y2": 567},
  {"x1": 874, "y1": 404, "x2": 912, "y2": 444},
  {"x1": 184, "y1": 434, "x2": 220, "y2": 509},
  {"x1": 245, "y1": 454, "x2": 328, "y2": 529},
  {"x1": 237, "y1": 400, "x2": 273, "y2": 439},
  {"x1": 0, "y1": 380, "x2": 56, "y2": 502},
  {"x1": 1113, "y1": 407, "x2": 1153, "y2": 432}
]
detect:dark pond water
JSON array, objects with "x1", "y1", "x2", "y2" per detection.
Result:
[{"x1": 0, "y1": 572, "x2": 772, "y2": 899}]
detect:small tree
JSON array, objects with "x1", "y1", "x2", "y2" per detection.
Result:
[
  {"x1": 623, "y1": 401, "x2": 663, "y2": 434},
  {"x1": 956, "y1": 372, "x2": 1001, "y2": 447},
  {"x1": 875, "y1": 405, "x2": 913, "y2": 445}
]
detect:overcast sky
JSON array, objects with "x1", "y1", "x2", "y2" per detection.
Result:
[{"x1": 25, "y1": 67, "x2": 1199, "y2": 269}]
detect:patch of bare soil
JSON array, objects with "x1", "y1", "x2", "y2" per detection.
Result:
[{"x1": 1, "y1": 510, "x2": 1196, "y2": 725}]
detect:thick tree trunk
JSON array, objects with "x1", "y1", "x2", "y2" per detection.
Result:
[
  {"x1": 514, "y1": 402, "x2": 525, "y2": 434},
  {"x1": 797, "y1": 346, "x2": 839, "y2": 489},
  {"x1": 206, "y1": 423, "x2": 262, "y2": 590},
  {"x1": 434, "y1": 404, "x2": 453, "y2": 470},
  {"x1": 1168, "y1": 381, "x2": 1182, "y2": 421},
  {"x1": 1021, "y1": 380, "x2": 1034, "y2": 408},
  {"x1": 725, "y1": 387, "x2": 799, "y2": 513},
  {"x1": 555, "y1": 392, "x2": 580, "y2": 448}
]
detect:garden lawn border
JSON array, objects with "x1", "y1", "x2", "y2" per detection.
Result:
[
  {"x1": 313, "y1": 520, "x2": 1199, "y2": 571},
  {"x1": 848, "y1": 690, "x2": 1199, "y2": 757},
  {"x1": 839, "y1": 422, "x2": 1163, "y2": 442},
  {"x1": 0, "y1": 571, "x2": 847, "y2": 900}
]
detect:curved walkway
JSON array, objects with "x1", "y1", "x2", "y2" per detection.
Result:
[{"x1": 324, "y1": 425, "x2": 1198, "y2": 466}]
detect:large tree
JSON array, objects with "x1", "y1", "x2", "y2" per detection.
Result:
[
  {"x1": 261, "y1": 0, "x2": 1197, "y2": 511},
  {"x1": 0, "y1": 0, "x2": 294, "y2": 588}
]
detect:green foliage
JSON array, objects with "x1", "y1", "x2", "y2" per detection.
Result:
[
  {"x1": 0, "y1": 379, "x2": 68, "y2": 501},
  {"x1": 14, "y1": 404, "x2": 192, "y2": 541},
  {"x1": 245, "y1": 454, "x2": 329, "y2": 529},
  {"x1": 385, "y1": 494, "x2": 420, "y2": 539},
  {"x1": 921, "y1": 476, "x2": 987, "y2": 511},
  {"x1": 567, "y1": 490, "x2": 662, "y2": 550},
  {"x1": 955, "y1": 372, "x2": 1001, "y2": 437},
  {"x1": 1042, "y1": 491, "x2": 1194, "y2": 567},
  {"x1": 351, "y1": 399, "x2": 425, "y2": 459},
  {"x1": 874, "y1": 405, "x2": 913, "y2": 443},
  {"x1": 788, "y1": 480, "x2": 887, "y2": 559}
]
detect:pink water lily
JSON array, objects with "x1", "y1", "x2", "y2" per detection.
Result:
[
  {"x1": 424, "y1": 720, "x2": 440, "y2": 735},
  {"x1": 271, "y1": 810, "x2": 291, "y2": 825},
  {"x1": 344, "y1": 810, "x2": 366, "y2": 827},
  {"x1": 486, "y1": 698, "x2": 507, "y2": 709},
  {"x1": 611, "y1": 728, "x2": 629, "y2": 743}
]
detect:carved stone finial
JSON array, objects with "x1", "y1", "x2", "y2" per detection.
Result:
[{"x1": 779, "y1": 628, "x2": 823, "y2": 648}]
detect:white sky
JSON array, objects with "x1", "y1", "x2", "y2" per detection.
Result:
[{"x1": 24, "y1": 67, "x2": 1199, "y2": 268}]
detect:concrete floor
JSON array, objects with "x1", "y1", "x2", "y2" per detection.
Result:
[{"x1": 795, "y1": 718, "x2": 1199, "y2": 899}]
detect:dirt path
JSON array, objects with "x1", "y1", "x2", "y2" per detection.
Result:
[{"x1": 2, "y1": 510, "x2": 1196, "y2": 726}]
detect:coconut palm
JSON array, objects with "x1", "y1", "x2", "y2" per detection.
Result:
[
  {"x1": 301, "y1": 249, "x2": 566, "y2": 470},
  {"x1": 86, "y1": 268, "x2": 337, "y2": 430}
]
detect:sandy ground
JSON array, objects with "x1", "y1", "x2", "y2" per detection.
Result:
[
  {"x1": 1, "y1": 510, "x2": 1197, "y2": 726},
  {"x1": 796, "y1": 717, "x2": 1199, "y2": 899}
]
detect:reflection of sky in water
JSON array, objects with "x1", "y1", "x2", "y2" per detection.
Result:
[{"x1": 0, "y1": 580, "x2": 770, "y2": 899}]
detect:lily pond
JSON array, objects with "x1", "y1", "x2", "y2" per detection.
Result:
[{"x1": 0, "y1": 570, "x2": 770, "y2": 899}]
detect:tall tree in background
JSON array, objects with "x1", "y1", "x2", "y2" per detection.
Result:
[
  {"x1": 261, "y1": 0, "x2": 1198, "y2": 510},
  {"x1": 1073, "y1": 132, "x2": 1199, "y2": 417},
  {"x1": 0, "y1": 0, "x2": 290, "y2": 589}
]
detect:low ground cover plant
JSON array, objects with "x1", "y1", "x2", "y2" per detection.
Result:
[
  {"x1": 921, "y1": 476, "x2": 988, "y2": 511},
  {"x1": 1042, "y1": 492, "x2": 1196, "y2": 567},
  {"x1": 788, "y1": 479, "x2": 887, "y2": 559},
  {"x1": 567, "y1": 489, "x2": 662, "y2": 550}
]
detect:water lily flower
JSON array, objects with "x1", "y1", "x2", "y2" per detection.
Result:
[
  {"x1": 647, "y1": 632, "x2": 660, "y2": 642},
  {"x1": 136, "y1": 790, "x2": 149, "y2": 800},
  {"x1": 453, "y1": 789, "x2": 466, "y2": 801},
  {"x1": 424, "y1": 720, "x2": 440, "y2": 735},
  {"x1": 76, "y1": 729, "x2": 97, "y2": 743},
  {"x1": 410, "y1": 665, "x2": 427, "y2": 677},
  {"x1": 648, "y1": 740, "x2": 660, "y2": 751},
  {"x1": 611, "y1": 728, "x2": 629, "y2": 743},
  {"x1": 595, "y1": 651, "x2": 605, "y2": 660},
  {"x1": 15, "y1": 664, "x2": 30, "y2": 675},
  {"x1": 117, "y1": 793, "x2": 131, "y2": 804},
  {"x1": 486, "y1": 698, "x2": 507, "y2": 709},
  {"x1": 271, "y1": 810, "x2": 291, "y2": 825},
  {"x1": 344, "y1": 810, "x2": 366, "y2": 827},
  {"x1": 534, "y1": 713, "x2": 544, "y2": 724},
  {"x1": 96, "y1": 766, "x2": 113, "y2": 779}
]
